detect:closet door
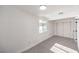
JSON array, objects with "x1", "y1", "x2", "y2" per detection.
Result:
[
  {"x1": 73, "y1": 19, "x2": 77, "y2": 40},
  {"x1": 63, "y1": 22, "x2": 71, "y2": 38},
  {"x1": 56, "y1": 22, "x2": 64, "y2": 36},
  {"x1": 77, "y1": 19, "x2": 79, "y2": 49}
]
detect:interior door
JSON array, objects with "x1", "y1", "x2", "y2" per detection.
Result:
[
  {"x1": 73, "y1": 19, "x2": 77, "y2": 40},
  {"x1": 63, "y1": 22, "x2": 71, "y2": 38},
  {"x1": 56, "y1": 22, "x2": 64, "y2": 36},
  {"x1": 77, "y1": 19, "x2": 79, "y2": 50}
]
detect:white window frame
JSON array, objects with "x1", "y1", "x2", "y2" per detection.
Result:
[{"x1": 39, "y1": 20, "x2": 48, "y2": 33}]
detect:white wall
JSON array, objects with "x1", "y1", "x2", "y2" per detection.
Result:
[
  {"x1": 0, "y1": 6, "x2": 54, "y2": 53},
  {"x1": 0, "y1": 6, "x2": 75, "y2": 53},
  {"x1": 53, "y1": 18, "x2": 74, "y2": 39}
]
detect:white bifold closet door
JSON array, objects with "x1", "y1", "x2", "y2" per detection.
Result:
[
  {"x1": 63, "y1": 22, "x2": 70, "y2": 37},
  {"x1": 56, "y1": 22, "x2": 64, "y2": 36},
  {"x1": 63, "y1": 22, "x2": 73, "y2": 38},
  {"x1": 56, "y1": 21, "x2": 74, "y2": 38}
]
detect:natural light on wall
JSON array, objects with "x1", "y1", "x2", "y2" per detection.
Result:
[{"x1": 39, "y1": 20, "x2": 48, "y2": 33}]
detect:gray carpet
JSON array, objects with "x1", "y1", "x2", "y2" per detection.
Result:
[{"x1": 23, "y1": 36, "x2": 78, "y2": 53}]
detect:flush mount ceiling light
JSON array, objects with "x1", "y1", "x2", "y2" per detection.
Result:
[{"x1": 40, "y1": 5, "x2": 47, "y2": 10}]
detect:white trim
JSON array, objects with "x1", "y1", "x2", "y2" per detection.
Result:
[{"x1": 17, "y1": 34, "x2": 54, "y2": 53}]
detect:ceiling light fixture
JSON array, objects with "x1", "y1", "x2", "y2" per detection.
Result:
[{"x1": 40, "y1": 5, "x2": 47, "y2": 10}]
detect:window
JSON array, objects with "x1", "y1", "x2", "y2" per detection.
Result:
[{"x1": 39, "y1": 20, "x2": 48, "y2": 33}]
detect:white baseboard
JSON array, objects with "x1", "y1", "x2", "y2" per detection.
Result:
[
  {"x1": 54, "y1": 35, "x2": 74, "y2": 39},
  {"x1": 17, "y1": 34, "x2": 54, "y2": 53}
]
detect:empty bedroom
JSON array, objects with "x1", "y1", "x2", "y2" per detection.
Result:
[{"x1": 0, "y1": 5, "x2": 79, "y2": 53}]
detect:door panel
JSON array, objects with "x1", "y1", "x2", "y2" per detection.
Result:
[
  {"x1": 56, "y1": 22, "x2": 64, "y2": 36},
  {"x1": 63, "y1": 22, "x2": 71, "y2": 38}
]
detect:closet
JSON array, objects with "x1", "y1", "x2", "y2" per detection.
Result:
[{"x1": 54, "y1": 17, "x2": 75, "y2": 39}]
